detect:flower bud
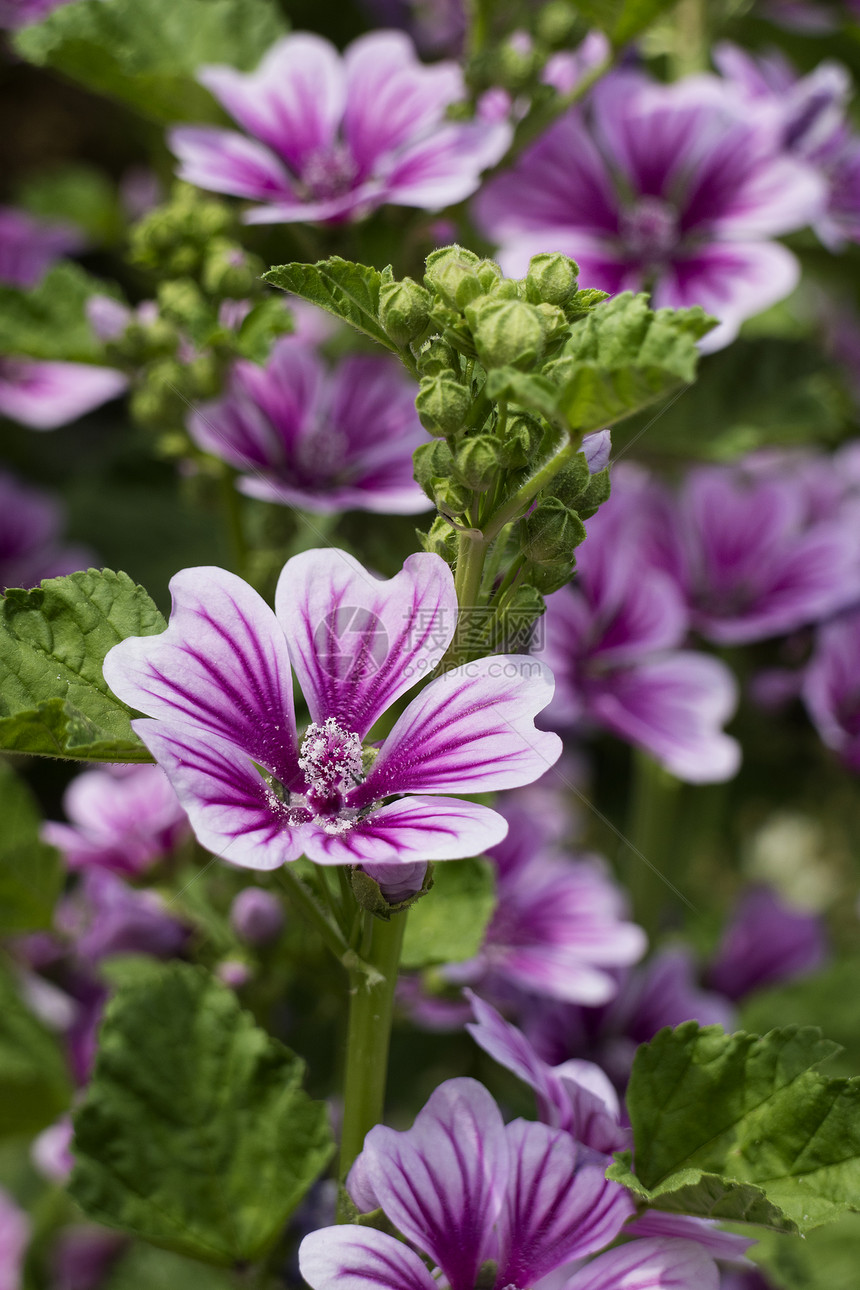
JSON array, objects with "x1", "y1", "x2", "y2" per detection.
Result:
[
  {"x1": 465, "y1": 298, "x2": 545, "y2": 370},
  {"x1": 424, "y1": 246, "x2": 483, "y2": 310},
  {"x1": 528, "y1": 557, "x2": 576, "y2": 594},
  {"x1": 577, "y1": 466, "x2": 611, "y2": 521},
  {"x1": 499, "y1": 414, "x2": 540, "y2": 468},
  {"x1": 413, "y1": 440, "x2": 455, "y2": 494},
  {"x1": 535, "y1": 302, "x2": 568, "y2": 343},
  {"x1": 415, "y1": 374, "x2": 470, "y2": 437},
  {"x1": 379, "y1": 278, "x2": 432, "y2": 347},
  {"x1": 202, "y1": 240, "x2": 263, "y2": 298},
  {"x1": 492, "y1": 34, "x2": 538, "y2": 93},
  {"x1": 419, "y1": 515, "x2": 458, "y2": 559},
  {"x1": 455, "y1": 435, "x2": 501, "y2": 492},
  {"x1": 157, "y1": 278, "x2": 209, "y2": 330},
  {"x1": 417, "y1": 337, "x2": 460, "y2": 376},
  {"x1": 525, "y1": 253, "x2": 578, "y2": 306},
  {"x1": 230, "y1": 887, "x2": 284, "y2": 945},
  {"x1": 494, "y1": 583, "x2": 546, "y2": 649},
  {"x1": 522, "y1": 499, "x2": 586, "y2": 565},
  {"x1": 486, "y1": 279, "x2": 521, "y2": 300},
  {"x1": 476, "y1": 259, "x2": 503, "y2": 290},
  {"x1": 548, "y1": 453, "x2": 591, "y2": 508},
  {"x1": 433, "y1": 476, "x2": 471, "y2": 515}
]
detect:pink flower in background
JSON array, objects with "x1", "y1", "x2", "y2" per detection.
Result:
[
  {"x1": 0, "y1": 358, "x2": 127, "y2": 430},
  {"x1": 188, "y1": 338, "x2": 431, "y2": 515},
  {"x1": 57, "y1": 870, "x2": 190, "y2": 963},
  {"x1": 0, "y1": 205, "x2": 83, "y2": 288},
  {"x1": 444, "y1": 804, "x2": 646, "y2": 1006},
  {"x1": 803, "y1": 608, "x2": 860, "y2": 771},
  {"x1": 475, "y1": 72, "x2": 824, "y2": 350},
  {"x1": 169, "y1": 30, "x2": 511, "y2": 223},
  {"x1": 0, "y1": 0, "x2": 73, "y2": 28},
  {"x1": 706, "y1": 886, "x2": 827, "y2": 999},
  {"x1": 0, "y1": 1189, "x2": 28, "y2": 1290},
  {"x1": 0, "y1": 470, "x2": 94, "y2": 590},
  {"x1": 43, "y1": 764, "x2": 190, "y2": 877},
  {"x1": 540, "y1": 478, "x2": 741, "y2": 783},
  {"x1": 103, "y1": 549, "x2": 561, "y2": 870}
]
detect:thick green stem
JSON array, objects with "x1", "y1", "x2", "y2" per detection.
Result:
[
  {"x1": 219, "y1": 466, "x2": 250, "y2": 580},
  {"x1": 626, "y1": 750, "x2": 682, "y2": 940},
  {"x1": 337, "y1": 910, "x2": 407, "y2": 1202},
  {"x1": 484, "y1": 437, "x2": 580, "y2": 541},
  {"x1": 444, "y1": 526, "x2": 490, "y2": 666}
]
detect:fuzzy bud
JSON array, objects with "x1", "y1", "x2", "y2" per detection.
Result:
[
  {"x1": 499, "y1": 414, "x2": 540, "y2": 468},
  {"x1": 535, "y1": 302, "x2": 568, "y2": 343},
  {"x1": 486, "y1": 279, "x2": 521, "y2": 300},
  {"x1": 525, "y1": 253, "x2": 578, "y2": 306},
  {"x1": 419, "y1": 516, "x2": 458, "y2": 559},
  {"x1": 417, "y1": 337, "x2": 460, "y2": 376},
  {"x1": 413, "y1": 440, "x2": 455, "y2": 495},
  {"x1": 548, "y1": 453, "x2": 591, "y2": 508},
  {"x1": 230, "y1": 888, "x2": 284, "y2": 945},
  {"x1": 522, "y1": 499, "x2": 586, "y2": 565},
  {"x1": 494, "y1": 583, "x2": 546, "y2": 648},
  {"x1": 465, "y1": 298, "x2": 545, "y2": 370},
  {"x1": 433, "y1": 476, "x2": 471, "y2": 515},
  {"x1": 476, "y1": 260, "x2": 503, "y2": 290},
  {"x1": 379, "y1": 278, "x2": 432, "y2": 347},
  {"x1": 202, "y1": 240, "x2": 263, "y2": 298},
  {"x1": 424, "y1": 246, "x2": 483, "y2": 310},
  {"x1": 416, "y1": 374, "x2": 470, "y2": 437},
  {"x1": 455, "y1": 435, "x2": 500, "y2": 491},
  {"x1": 157, "y1": 278, "x2": 209, "y2": 330}
]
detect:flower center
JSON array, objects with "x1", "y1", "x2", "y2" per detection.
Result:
[
  {"x1": 298, "y1": 717, "x2": 364, "y2": 815},
  {"x1": 300, "y1": 144, "x2": 359, "y2": 201},
  {"x1": 620, "y1": 196, "x2": 679, "y2": 266}
]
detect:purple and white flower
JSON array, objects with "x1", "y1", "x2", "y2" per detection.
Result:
[
  {"x1": 444, "y1": 803, "x2": 646, "y2": 1005},
  {"x1": 706, "y1": 885, "x2": 827, "y2": 1000},
  {"x1": 188, "y1": 338, "x2": 431, "y2": 515},
  {"x1": 169, "y1": 30, "x2": 511, "y2": 224},
  {"x1": 540, "y1": 476, "x2": 741, "y2": 783},
  {"x1": 0, "y1": 357, "x2": 127, "y2": 430},
  {"x1": 302, "y1": 1076, "x2": 640, "y2": 1290},
  {"x1": 43, "y1": 763, "x2": 190, "y2": 878},
  {"x1": 56, "y1": 870, "x2": 189, "y2": 964},
  {"x1": 102, "y1": 549, "x2": 561, "y2": 870},
  {"x1": 0, "y1": 205, "x2": 83, "y2": 288},
  {"x1": 474, "y1": 71, "x2": 824, "y2": 350},
  {"x1": 804, "y1": 607, "x2": 860, "y2": 771},
  {"x1": 0, "y1": 469, "x2": 94, "y2": 591}
]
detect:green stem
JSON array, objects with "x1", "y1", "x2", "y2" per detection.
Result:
[
  {"x1": 337, "y1": 910, "x2": 407, "y2": 1202},
  {"x1": 444, "y1": 526, "x2": 490, "y2": 666},
  {"x1": 625, "y1": 749, "x2": 682, "y2": 940},
  {"x1": 219, "y1": 466, "x2": 250, "y2": 580},
  {"x1": 506, "y1": 56, "x2": 612, "y2": 162},
  {"x1": 484, "y1": 437, "x2": 581, "y2": 541},
  {"x1": 275, "y1": 866, "x2": 351, "y2": 963},
  {"x1": 673, "y1": 0, "x2": 708, "y2": 77}
]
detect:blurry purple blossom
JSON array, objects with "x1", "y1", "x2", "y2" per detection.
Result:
[
  {"x1": 543, "y1": 31, "x2": 611, "y2": 97},
  {"x1": 31, "y1": 1116, "x2": 74, "y2": 1184},
  {"x1": 57, "y1": 870, "x2": 189, "y2": 963},
  {"x1": 230, "y1": 886, "x2": 284, "y2": 944},
  {"x1": 0, "y1": 358, "x2": 127, "y2": 430},
  {"x1": 103, "y1": 549, "x2": 561, "y2": 870},
  {"x1": 49, "y1": 1226, "x2": 126, "y2": 1290},
  {"x1": 443, "y1": 804, "x2": 646, "y2": 1006},
  {"x1": 303, "y1": 1076, "x2": 642, "y2": 1290},
  {"x1": 707, "y1": 885, "x2": 828, "y2": 999},
  {"x1": 0, "y1": 0, "x2": 73, "y2": 26},
  {"x1": 541, "y1": 478, "x2": 741, "y2": 782},
  {"x1": 359, "y1": 0, "x2": 466, "y2": 57},
  {"x1": 188, "y1": 338, "x2": 431, "y2": 515},
  {"x1": 621, "y1": 458, "x2": 860, "y2": 645},
  {"x1": 169, "y1": 31, "x2": 511, "y2": 224},
  {"x1": 804, "y1": 607, "x2": 860, "y2": 770},
  {"x1": 0, "y1": 205, "x2": 83, "y2": 288},
  {"x1": 0, "y1": 1188, "x2": 28, "y2": 1290},
  {"x1": 475, "y1": 72, "x2": 824, "y2": 350},
  {"x1": 43, "y1": 763, "x2": 190, "y2": 877},
  {"x1": 0, "y1": 470, "x2": 94, "y2": 590}
]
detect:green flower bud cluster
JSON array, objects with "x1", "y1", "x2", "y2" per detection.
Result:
[{"x1": 129, "y1": 184, "x2": 236, "y2": 278}]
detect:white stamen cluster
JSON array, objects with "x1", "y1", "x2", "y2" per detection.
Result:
[{"x1": 298, "y1": 717, "x2": 364, "y2": 798}]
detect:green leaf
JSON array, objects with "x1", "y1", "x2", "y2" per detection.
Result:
[
  {"x1": 750, "y1": 1212, "x2": 860, "y2": 1290},
  {"x1": 14, "y1": 0, "x2": 286, "y2": 124},
  {"x1": 0, "y1": 568, "x2": 165, "y2": 762},
  {"x1": 0, "y1": 762, "x2": 62, "y2": 933},
  {"x1": 484, "y1": 367, "x2": 567, "y2": 428},
  {"x1": 741, "y1": 960, "x2": 860, "y2": 1081},
  {"x1": 611, "y1": 1022, "x2": 860, "y2": 1234},
  {"x1": 401, "y1": 857, "x2": 495, "y2": 969},
  {"x1": 263, "y1": 258, "x2": 399, "y2": 355},
  {"x1": 0, "y1": 963, "x2": 72, "y2": 1137},
  {"x1": 574, "y1": 0, "x2": 679, "y2": 45},
  {"x1": 69, "y1": 962, "x2": 335, "y2": 1265},
  {"x1": 0, "y1": 263, "x2": 122, "y2": 362},
  {"x1": 104, "y1": 1243, "x2": 236, "y2": 1290},
  {"x1": 549, "y1": 294, "x2": 714, "y2": 435}
]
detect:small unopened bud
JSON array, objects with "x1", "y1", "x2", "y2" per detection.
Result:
[
  {"x1": 486, "y1": 279, "x2": 521, "y2": 300},
  {"x1": 455, "y1": 435, "x2": 500, "y2": 491},
  {"x1": 424, "y1": 246, "x2": 483, "y2": 310},
  {"x1": 417, "y1": 337, "x2": 460, "y2": 376},
  {"x1": 494, "y1": 583, "x2": 545, "y2": 649},
  {"x1": 522, "y1": 499, "x2": 586, "y2": 564},
  {"x1": 187, "y1": 354, "x2": 221, "y2": 399},
  {"x1": 379, "y1": 278, "x2": 432, "y2": 347},
  {"x1": 202, "y1": 240, "x2": 263, "y2": 298},
  {"x1": 362, "y1": 862, "x2": 428, "y2": 904},
  {"x1": 528, "y1": 557, "x2": 576, "y2": 594},
  {"x1": 476, "y1": 260, "x2": 503, "y2": 290},
  {"x1": 549, "y1": 453, "x2": 591, "y2": 507},
  {"x1": 157, "y1": 278, "x2": 209, "y2": 329},
  {"x1": 433, "y1": 476, "x2": 471, "y2": 515},
  {"x1": 535, "y1": 302, "x2": 567, "y2": 342},
  {"x1": 217, "y1": 959, "x2": 253, "y2": 989},
  {"x1": 492, "y1": 33, "x2": 537, "y2": 92},
  {"x1": 499, "y1": 414, "x2": 540, "y2": 468},
  {"x1": 419, "y1": 515, "x2": 458, "y2": 558},
  {"x1": 413, "y1": 440, "x2": 455, "y2": 494},
  {"x1": 416, "y1": 374, "x2": 470, "y2": 437},
  {"x1": 465, "y1": 298, "x2": 545, "y2": 370},
  {"x1": 230, "y1": 887, "x2": 284, "y2": 945},
  {"x1": 577, "y1": 466, "x2": 611, "y2": 520},
  {"x1": 525, "y1": 253, "x2": 578, "y2": 306}
]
